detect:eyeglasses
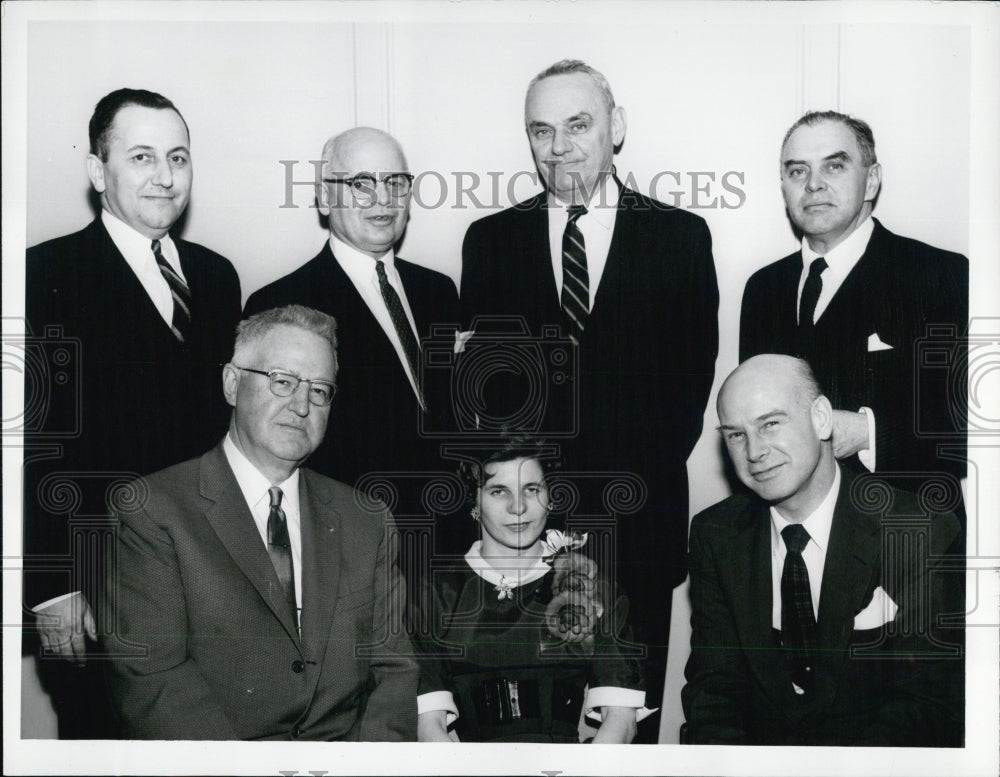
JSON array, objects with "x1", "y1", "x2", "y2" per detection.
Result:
[
  {"x1": 233, "y1": 366, "x2": 337, "y2": 406},
  {"x1": 322, "y1": 172, "x2": 415, "y2": 205}
]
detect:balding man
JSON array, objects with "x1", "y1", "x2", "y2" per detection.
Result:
[
  {"x1": 245, "y1": 128, "x2": 459, "y2": 517},
  {"x1": 682, "y1": 355, "x2": 963, "y2": 746}
]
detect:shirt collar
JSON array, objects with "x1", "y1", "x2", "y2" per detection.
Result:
[
  {"x1": 801, "y1": 215, "x2": 874, "y2": 270},
  {"x1": 329, "y1": 233, "x2": 395, "y2": 272},
  {"x1": 464, "y1": 540, "x2": 551, "y2": 588},
  {"x1": 549, "y1": 174, "x2": 620, "y2": 230},
  {"x1": 223, "y1": 432, "x2": 300, "y2": 510},
  {"x1": 769, "y1": 464, "x2": 841, "y2": 554},
  {"x1": 102, "y1": 208, "x2": 176, "y2": 263}
]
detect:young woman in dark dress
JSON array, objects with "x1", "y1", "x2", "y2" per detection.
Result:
[{"x1": 413, "y1": 435, "x2": 647, "y2": 743}]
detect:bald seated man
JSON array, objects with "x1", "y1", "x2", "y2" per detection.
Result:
[
  {"x1": 245, "y1": 128, "x2": 459, "y2": 526},
  {"x1": 682, "y1": 355, "x2": 963, "y2": 746}
]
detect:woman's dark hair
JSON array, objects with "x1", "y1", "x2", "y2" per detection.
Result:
[{"x1": 457, "y1": 433, "x2": 562, "y2": 500}]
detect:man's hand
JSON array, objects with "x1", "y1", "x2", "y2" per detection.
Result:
[
  {"x1": 831, "y1": 409, "x2": 870, "y2": 459},
  {"x1": 417, "y1": 710, "x2": 460, "y2": 742},
  {"x1": 35, "y1": 592, "x2": 97, "y2": 665}
]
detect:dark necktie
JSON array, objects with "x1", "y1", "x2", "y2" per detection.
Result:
[
  {"x1": 561, "y1": 205, "x2": 590, "y2": 344},
  {"x1": 266, "y1": 486, "x2": 298, "y2": 630},
  {"x1": 780, "y1": 524, "x2": 817, "y2": 695},
  {"x1": 375, "y1": 259, "x2": 425, "y2": 409},
  {"x1": 151, "y1": 239, "x2": 192, "y2": 343},
  {"x1": 798, "y1": 256, "x2": 828, "y2": 332}
]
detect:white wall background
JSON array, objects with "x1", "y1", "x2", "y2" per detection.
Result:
[{"x1": 9, "y1": 3, "x2": 995, "y2": 769}]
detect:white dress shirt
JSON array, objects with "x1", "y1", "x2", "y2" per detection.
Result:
[
  {"x1": 769, "y1": 465, "x2": 841, "y2": 629},
  {"x1": 102, "y1": 209, "x2": 186, "y2": 326},
  {"x1": 546, "y1": 175, "x2": 620, "y2": 309},
  {"x1": 329, "y1": 235, "x2": 423, "y2": 405},
  {"x1": 799, "y1": 217, "x2": 877, "y2": 471},
  {"x1": 223, "y1": 433, "x2": 303, "y2": 626},
  {"x1": 798, "y1": 216, "x2": 874, "y2": 325}
]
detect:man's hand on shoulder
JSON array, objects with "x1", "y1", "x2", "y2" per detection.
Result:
[
  {"x1": 831, "y1": 409, "x2": 870, "y2": 459},
  {"x1": 34, "y1": 592, "x2": 97, "y2": 665}
]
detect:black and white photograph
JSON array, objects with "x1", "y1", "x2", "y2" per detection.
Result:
[{"x1": 2, "y1": 1, "x2": 998, "y2": 775}]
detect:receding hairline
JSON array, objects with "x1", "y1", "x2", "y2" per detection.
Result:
[
  {"x1": 718, "y1": 355, "x2": 822, "y2": 416},
  {"x1": 525, "y1": 59, "x2": 617, "y2": 113},
  {"x1": 320, "y1": 127, "x2": 408, "y2": 169}
]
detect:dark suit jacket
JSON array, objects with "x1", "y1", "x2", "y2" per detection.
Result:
[
  {"x1": 243, "y1": 243, "x2": 460, "y2": 501},
  {"x1": 682, "y1": 472, "x2": 964, "y2": 746},
  {"x1": 460, "y1": 187, "x2": 719, "y2": 613},
  {"x1": 101, "y1": 444, "x2": 418, "y2": 740},
  {"x1": 740, "y1": 219, "x2": 968, "y2": 485},
  {"x1": 24, "y1": 217, "x2": 241, "y2": 608}
]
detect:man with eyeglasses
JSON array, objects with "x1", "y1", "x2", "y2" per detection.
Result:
[
  {"x1": 244, "y1": 127, "x2": 459, "y2": 530},
  {"x1": 102, "y1": 304, "x2": 418, "y2": 740}
]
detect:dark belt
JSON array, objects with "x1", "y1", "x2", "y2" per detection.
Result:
[{"x1": 471, "y1": 677, "x2": 582, "y2": 728}]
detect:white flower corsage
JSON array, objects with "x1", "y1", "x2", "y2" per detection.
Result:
[
  {"x1": 541, "y1": 528, "x2": 588, "y2": 560},
  {"x1": 494, "y1": 575, "x2": 515, "y2": 600}
]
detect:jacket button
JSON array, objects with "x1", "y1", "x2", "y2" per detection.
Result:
[
  {"x1": 291, "y1": 724, "x2": 302, "y2": 738},
  {"x1": 291, "y1": 660, "x2": 305, "y2": 673}
]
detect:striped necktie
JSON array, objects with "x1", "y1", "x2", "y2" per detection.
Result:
[
  {"x1": 375, "y1": 259, "x2": 425, "y2": 409},
  {"x1": 267, "y1": 486, "x2": 298, "y2": 631},
  {"x1": 151, "y1": 239, "x2": 192, "y2": 343},
  {"x1": 561, "y1": 205, "x2": 589, "y2": 344},
  {"x1": 780, "y1": 523, "x2": 817, "y2": 695}
]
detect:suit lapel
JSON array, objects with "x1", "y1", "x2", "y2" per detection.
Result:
[
  {"x1": 298, "y1": 469, "x2": 342, "y2": 651},
  {"x1": 94, "y1": 219, "x2": 179, "y2": 340},
  {"x1": 199, "y1": 445, "x2": 302, "y2": 644},
  {"x1": 521, "y1": 195, "x2": 561, "y2": 317},
  {"x1": 813, "y1": 474, "x2": 882, "y2": 706},
  {"x1": 730, "y1": 499, "x2": 789, "y2": 714},
  {"x1": 813, "y1": 220, "x2": 890, "y2": 333}
]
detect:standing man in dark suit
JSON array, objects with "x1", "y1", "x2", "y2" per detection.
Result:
[
  {"x1": 683, "y1": 355, "x2": 963, "y2": 746},
  {"x1": 24, "y1": 88, "x2": 241, "y2": 737},
  {"x1": 102, "y1": 305, "x2": 418, "y2": 740},
  {"x1": 460, "y1": 60, "x2": 719, "y2": 739},
  {"x1": 740, "y1": 111, "x2": 968, "y2": 511},
  {"x1": 244, "y1": 127, "x2": 459, "y2": 522}
]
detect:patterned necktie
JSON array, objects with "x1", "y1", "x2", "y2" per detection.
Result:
[
  {"x1": 266, "y1": 486, "x2": 298, "y2": 630},
  {"x1": 151, "y1": 239, "x2": 192, "y2": 343},
  {"x1": 561, "y1": 205, "x2": 590, "y2": 344},
  {"x1": 798, "y1": 256, "x2": 828, "y2": 332},
  {"x1": 780, "y1": 523, "x2": 817, "y2": 695},
  {"x1": 375, "y1": 259, "x2": 425, "y2": 409}
]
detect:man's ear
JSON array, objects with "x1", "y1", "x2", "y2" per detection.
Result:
[
  {"x1": 315, "y1": 181, "x2": 330, "y2": 217},
  {"x1": 811, "y1": 394, "x2": 834, "y2": 440},
  {"x1": 86, "y1": 154, "x2": 106, "y2": 194},
  {"x1": 222, "y1": 363, "x2": 239, "y2": 408},
  {"x1": 864, "y1": 163, "x2": 882, "y2": 202},
  {"x1": 611, "y1": 105, "x2": 627, "y2": 148}
]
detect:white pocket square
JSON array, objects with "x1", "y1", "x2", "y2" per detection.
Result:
[
  {"x1": 454, "y1": 329, "x2": 475, "y2": 354},
  {"x1": 854, "y1": 585, "x2": 899, "y2": 630},
  {"x1": 867, "y1": 332, "x2": 894, "y2": 352}
]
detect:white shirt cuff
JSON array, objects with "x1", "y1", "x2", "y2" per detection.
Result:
[
  {"x1": 583, "y1": 686, "x2": 654, "y2": 723},
  {"x1": 857, "y1": 406, "x2": 877, "y2": 472},
  {"x1": 31, "y1": 591, "x2": 83, "y2": 613},
  {"x1": 417, "y1": 690, "x2": 459, "y2": 725}
]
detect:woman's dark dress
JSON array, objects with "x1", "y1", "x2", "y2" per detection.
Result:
[{"x1": 414, "y1": 550, "x2": 644, "y2": 743}]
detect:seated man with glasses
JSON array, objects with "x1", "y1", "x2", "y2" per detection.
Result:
[
  {"x1": 101, "y1": 304, "x2": 418, "y2": 740},
  {"x1": 244, "y1": 128, "x2": 460, "y2": 539}
]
